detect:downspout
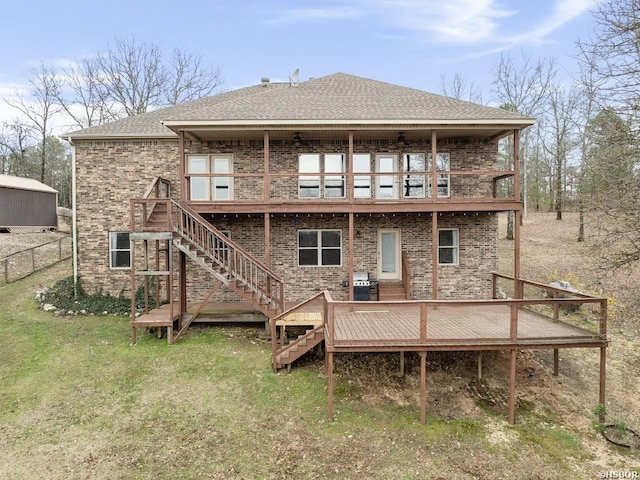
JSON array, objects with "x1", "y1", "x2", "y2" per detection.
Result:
[{"x1": 66, "y1": 137, "x2": 79, "y2": 295}]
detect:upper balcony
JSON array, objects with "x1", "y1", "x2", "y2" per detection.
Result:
[{"x1": 182, "y1": 149, "x2": 518, "y2": 214}]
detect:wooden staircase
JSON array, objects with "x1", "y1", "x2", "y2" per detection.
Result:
[
  {"x1": 377, "y1": 281, "x2": 408, "y2": 300},
  {"x1": 130, "y1": 179, "x2": 285, "y2": 341},
  {"x1": 274, "y1": 325, "x2": 324, "y2": 370}
]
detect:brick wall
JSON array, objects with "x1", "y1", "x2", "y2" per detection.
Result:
[
  {"x1": 74, "y1": 139, "x2": 180, "y2": 295},
  {"x1": 74, "y1": 136, "x2": 500, "y2": 302}
]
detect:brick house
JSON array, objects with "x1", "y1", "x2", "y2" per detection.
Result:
[
  {"x1": 66, "y1": 72, "x2": 532, "y2": 304},
  {"x1": 66, "y1": 73, "x2": 608, "y2": 424}
]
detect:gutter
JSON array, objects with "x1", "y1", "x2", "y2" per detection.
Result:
[{"x1": 65, "y1": 136, "x2": 79, "y2": 294}]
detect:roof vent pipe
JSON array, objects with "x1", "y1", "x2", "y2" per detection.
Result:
[{"x1": 261, "y1": 77, "x2": 270, "y2": 87}]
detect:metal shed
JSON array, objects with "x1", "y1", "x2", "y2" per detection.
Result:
[{"x1": 0, "y1": 174, "x2": 58, "y2": 232}]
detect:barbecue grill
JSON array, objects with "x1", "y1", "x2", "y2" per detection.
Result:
[{"x1": 353, "y1": 271, "x2": 370, "y2": 301}]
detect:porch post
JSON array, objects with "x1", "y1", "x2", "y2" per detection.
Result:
[
  {"x1": 553, "y1": 349, "x2": 559, "y2": 376},
  {"x1": 348, "y1": 131, "x2": 354, "y2": 203},
  {"x1": 263, "y1": 130, "x2": 270, "y2": 204},
  {"x1": 348, "y1": 212, "x2": 354, "y2": 301},
  {"x1": 179, "y1": 131, "x2": 186, "y2": 202},
  {"x1": 420, "y1": 351, "x2": 427, "y2": 424},
  {"x1": 327, "y1": 351, "x2": 334, "y2": 422},
  {"x1": 264, "y1": 213, "x2": 271, "y2": 268},
  {"x1": 513, "y1": 129, "x2": 522, "y2": 298},
  {"x1": 599, "y1": 346, "x2": 607, "y2": 424},
  {"x1": 431, "y1": 130, "x2": 438, "y2": 300},
  {"x1": 508, "y1": 348, "x2": 517, "y2": 424},
  {"x1": 179, "y1": 250, "x2": 187, "y2": 324}
]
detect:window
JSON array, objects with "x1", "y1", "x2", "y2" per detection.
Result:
[
  {"x1": 324, "y1": 154, "x2": 345, "y2": 198},
  {"x1": 109, "y1": 232, "x2": 131, "y2": 269},
  {"x1": 438, "y1": 228, "x2": 459, "y2": 265},
  {"x1": 353, "y1": 153, "x2": 371, "y2": 198},
  {"x1": 298, "y1": 230, "x2": 342, "y2": 266},
  {"x1": 403, "y1": 153, "x2": 426, "y2": 198},
  {"x1": 298, "y1": 154, "x2": 321, "y2": 198},
  {"x1": 375, "y1": 154, "x2": 398, "y2": 198},
  {"x1": 298, "y1": 154, "x2": 345, "y2": 198},
  {"x1": 187, "y1": 155, "x2": 233, "y2": 200},
  {"x1": 214, "y1": 230, "x2": 230, "y2": 263},
  {"x1": 427, "y1": 153, "x2": 450, "y2": 198}
]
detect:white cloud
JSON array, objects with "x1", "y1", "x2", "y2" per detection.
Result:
[
  {"x1": 264, "y1": 6, "x2": 362, "y2": 25},
  {"x1": 371, "y1": 0, "x2": 516, "y2": 43}
]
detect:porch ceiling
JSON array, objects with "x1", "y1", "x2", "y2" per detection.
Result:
[{"x1": 179, "y1": 124, "x2": 519, "y2": 143}]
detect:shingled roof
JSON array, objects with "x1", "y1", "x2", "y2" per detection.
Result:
[{"x1": 65, "y1": 73, "x2": 534, "y2": 139}]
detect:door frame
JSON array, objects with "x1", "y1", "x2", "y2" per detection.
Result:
[{"x1": 377, "y1": 229, "x2": 402, "y2": 280}]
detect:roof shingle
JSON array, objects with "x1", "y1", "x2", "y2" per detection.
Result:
[{"x1": 65, "y1": 73, "x2": 534, "y2": 139}]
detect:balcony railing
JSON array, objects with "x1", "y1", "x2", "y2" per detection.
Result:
[{"x1": 183, "y1": 170, "x2": 515, "y2": 204}]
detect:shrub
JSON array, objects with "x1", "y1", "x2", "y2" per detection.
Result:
[{"x1": 40, "y1": 276, "x2": 163, "y2": 316}]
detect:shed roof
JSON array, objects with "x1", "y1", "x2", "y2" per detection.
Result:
[
  {"x1": 0, "y1": 174, "x2": 58, "y2": 194},
  {"x1": 65, "y1": 72, "x2": 534, "y2": 140}
]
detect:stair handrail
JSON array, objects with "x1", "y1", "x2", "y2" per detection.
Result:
[
  {"x1": 171, "y1": 199, "x2": 285, "y2": 315},
  {"x1": 143, "y1": 176, "x2": 171, "y2": 199},
  {"x1": 130, "y1": 177, "x2": 173, "y2": 231}
]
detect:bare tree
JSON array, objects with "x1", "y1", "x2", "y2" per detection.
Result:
[
  {"x1": 6, "y1": 63, "x2": 61, "y2": 183},
  {"x1": 439, "y1": 73, "x2": 483, "y2": 103},
  {"x1": 574, "y1": 46, "x2": 603, "y2": 242},
  {"x1": 58, "y1": 58, "x2": 114, "y2": 129},
  {"x1": 165, "y1": 49, "x2": 223, "y2": 105},
  {"x1": 577, "y1": 0, "x2": 640, "y2": 126},
  {"x1": 542, "y1": 85, "x2": 582, "y2": 221},
  {"x1": 96, "y1": 37, "x2": 167, "y2": 117},
  {"x1": 491, "y1": 52, "x2": 557, "y2": 238},
  {"x1": 576, "y1": 0, "x2": 640, "y2": 271},
  {"x1": 0, "y1": 121, "x2": 32, "y2": 176},
  {"x1": 57, "y1": 37, "x2": 224, "y2": 126}
]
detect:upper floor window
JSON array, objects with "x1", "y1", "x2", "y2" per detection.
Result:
[
  {"x1": 298, "y1": 154, "x2": 345, "y2": 199},
  {"x1": 298, "y1": 229, "x2": 342, "y2": 266},
  {"x1": 403, "y1": 153, "x2": 426, "y2": 198},
  {"x1": 428, "y1": 153, "x2": 450, "y2": 198},
  {"x1": 438, "y1": 228, "x2": 459, "y2": 265},
  {"x1": 187, "y1": 154, "x2": 233, "y2": 201},
  {"x1": 375, "y1": 154, "x2": 398, "y2": 199},
  {"x1": 109, "y1": 232, "x2": 131, "y2": 269},
  {"x1": 353, "y1": 153, "x2": 372, "y2": 198}
]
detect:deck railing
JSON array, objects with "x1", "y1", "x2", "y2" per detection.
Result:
[
  {"x1": 183, "y1": 170, "x2": 516, "y2": 204},
  {"x1": 270, "y1": 278, "x2": 607, "y2": 359},
  {"x1": 493, "y1": 272, "x2": 608, "y2": 338}
]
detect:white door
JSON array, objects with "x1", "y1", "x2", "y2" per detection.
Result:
[{"x1": 378, "y1": 229, "x2": 401, "y2": 280}]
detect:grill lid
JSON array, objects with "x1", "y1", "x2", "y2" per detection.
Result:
[{"x1": 353, "y1": 271, "x2": 370, "y2": 286}]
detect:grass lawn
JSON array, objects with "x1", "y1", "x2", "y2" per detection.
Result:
[{"x1": 0, "y1": 259, "x2": 635, "y2": 479}]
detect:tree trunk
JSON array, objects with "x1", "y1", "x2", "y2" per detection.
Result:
[
  {"x1": 577, "y1": 201, "x2": 585, "y2": 242},
  {"x1": 506, "y1": 211, "x2": 514, "y2": 240},
  {"x1": 555, "y1": 154, "x2": 563, "y2": 221}
]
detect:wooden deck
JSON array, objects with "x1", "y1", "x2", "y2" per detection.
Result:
[{"x1": 330, "y1": 304, "x2": 604, "y2": 351}]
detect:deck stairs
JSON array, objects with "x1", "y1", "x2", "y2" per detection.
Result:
[
  {"x1": 132, "y1": 178, "x2": 322, "y2": 367},
  {"x1": 377, "y1": 281, "x2": 408, "y2": 301},
  {"x1": 274, "y1": 325, "x2": 324, "y2": 370},
  {"x1": 131, "y1": 179, "x2": 285, "y2": 327},
  {"x1": 155, "y1": 201, "x2": 283, "y2": 318}
]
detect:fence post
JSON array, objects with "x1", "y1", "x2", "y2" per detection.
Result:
[
  {"x1": 31, "y1": 248, "x2": 35, "y2": 275},
  {"x1": 2, "y1": 258, "x2": 7, "y2": 283}
]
